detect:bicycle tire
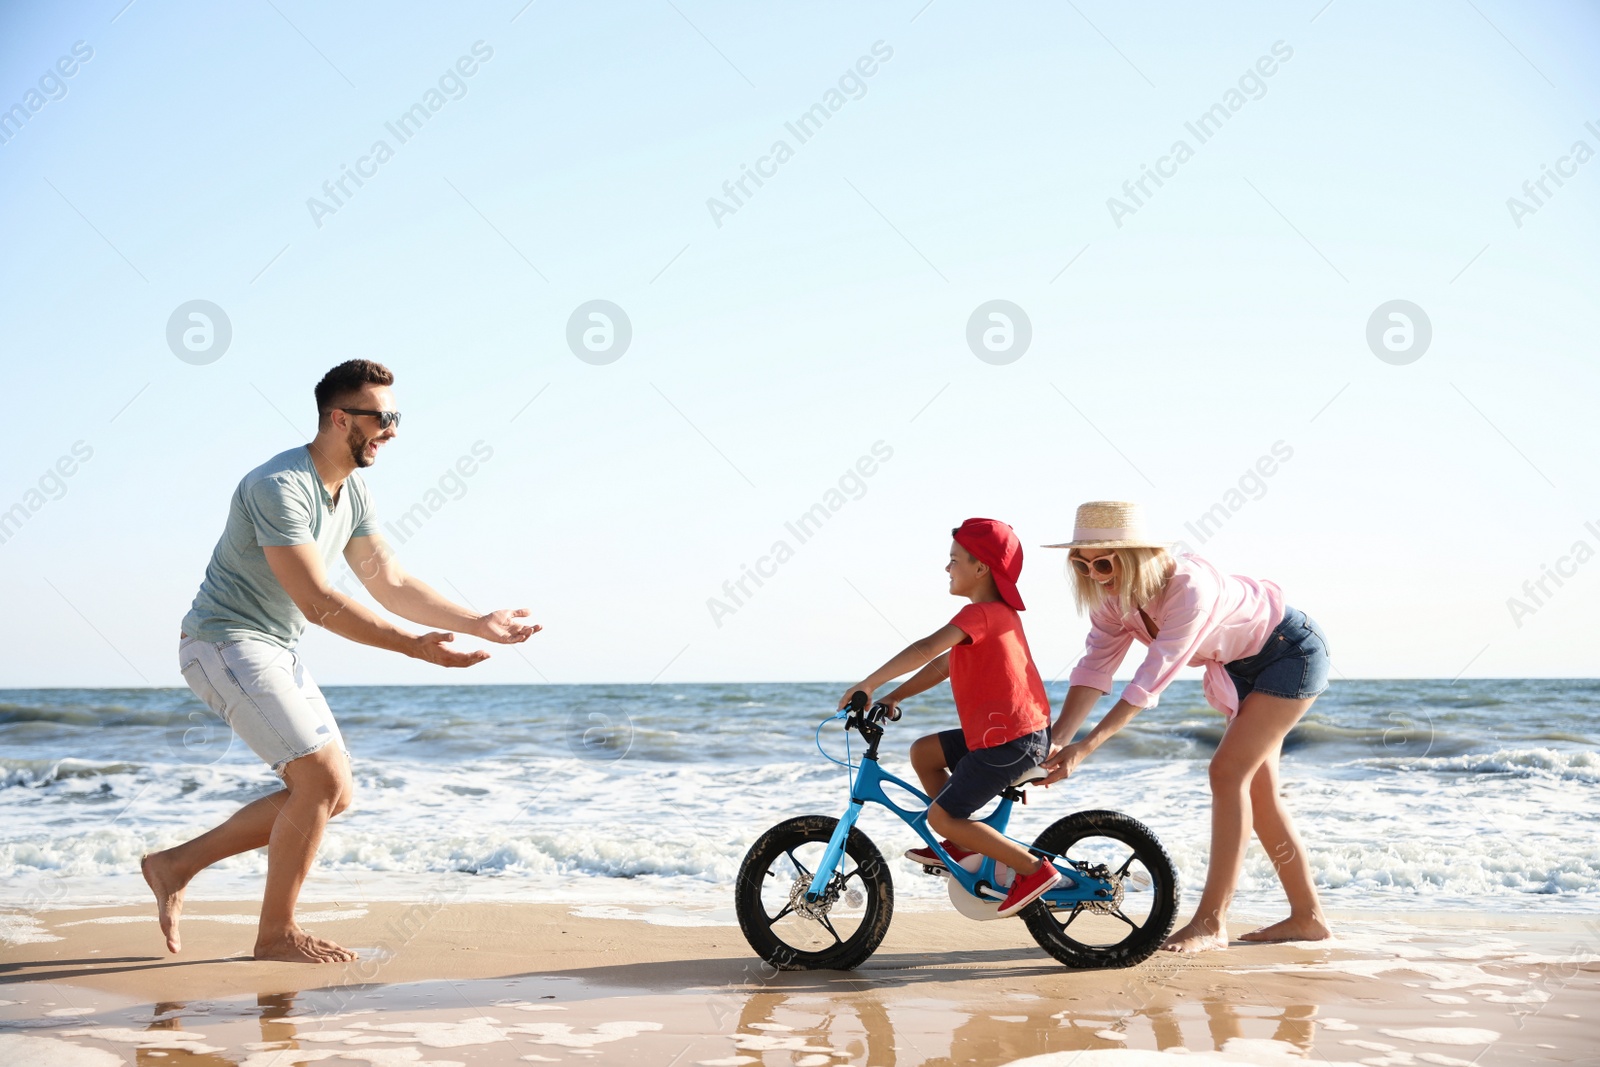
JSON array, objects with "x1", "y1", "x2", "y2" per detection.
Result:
[
  {"x1": 1022, "y1": 809, "x2": 1178, "y2": 969},
  {"x1": 735, "y1": 815, "x2": 894, "y2": 971}
]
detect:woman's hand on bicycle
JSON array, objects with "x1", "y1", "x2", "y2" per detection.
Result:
[{"x1": 1041, "y1": 740, "x2": 1090, "y2": 785}]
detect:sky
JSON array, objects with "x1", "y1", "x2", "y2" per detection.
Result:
[{"x1": 1, "y1": 0, "x2": 1597, "y2": 688}]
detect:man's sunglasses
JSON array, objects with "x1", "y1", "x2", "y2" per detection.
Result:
[
  {"x1": 339, "y1": 408, "x2": 402, "y2": 429},
  {"x1": 1070, "y1": 553, "x2": 1116, "y2": 576}
]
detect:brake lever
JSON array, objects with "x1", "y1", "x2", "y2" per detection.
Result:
[{"x1": 869, "y1": 701, "x2": 901, "y2": 724}]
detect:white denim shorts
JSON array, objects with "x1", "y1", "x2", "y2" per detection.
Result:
[{"x1": 178, "y1": 634, "x2": 347, "y2": 777}]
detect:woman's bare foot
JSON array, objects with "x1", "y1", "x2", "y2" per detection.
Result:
[
  {"x1": 1160, "y1": 920, "x2": 1230, "y2": 954},
  {"x1": 140, "y1": 852, "x2": 188, "y2": 954},
  {"x1": 254, "y1": 926, "x2": 358, "y2": 964},
  {"x1": 1238, "y1": 915, "x2": 1331, "y2": 943}
]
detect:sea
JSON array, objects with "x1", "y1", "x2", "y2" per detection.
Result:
[{"x1": 2, "y1": 679, "x2": 1597, "y2": 918}]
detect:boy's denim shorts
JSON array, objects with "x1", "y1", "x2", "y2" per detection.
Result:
[
  {"x1": 1224, "y1": 605, "x2": 1331, "y2": 704},
  {"x1": 932, "y1": 728, "x2": 1049, "y2": 820},
  {"x1": 178, "y1": 634, "x2": 347, "y2": 777}
]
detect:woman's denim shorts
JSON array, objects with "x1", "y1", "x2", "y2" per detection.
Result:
[{"x1": 1224, "y1": 605, "x2": 1331, "y2": 704}]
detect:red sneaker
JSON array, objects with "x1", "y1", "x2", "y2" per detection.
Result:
[
  {"x1": 904, "y1": 840, "x2": 976, "y2": 867},
  {"x1": 997, "y1": 859, "x2": 1062, "y2": 917}
]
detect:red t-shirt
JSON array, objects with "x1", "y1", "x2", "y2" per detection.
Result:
[{"x1": 948, "y1": 600, "x2": 1050, "y2": 750}]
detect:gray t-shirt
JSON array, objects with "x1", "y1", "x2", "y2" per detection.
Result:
[{"x1": 182, "y1": 445, "x2": 379, "y2": 648}]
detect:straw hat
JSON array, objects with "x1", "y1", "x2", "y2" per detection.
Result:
[{"x1": 1043, "y1": 501, "x2": 1174, "y2": 550}]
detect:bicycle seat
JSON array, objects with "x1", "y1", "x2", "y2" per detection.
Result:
[{"x1": 1011, "y1": 765, "x2": 1048, "y2": 789}]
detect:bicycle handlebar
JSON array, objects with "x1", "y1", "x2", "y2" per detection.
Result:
[
  {"x1": 838, "y1": 691, "x2": 901, "y2": 759},
  {"x1": 820, "y1": 692, "x2": 902, "y2": 767}
]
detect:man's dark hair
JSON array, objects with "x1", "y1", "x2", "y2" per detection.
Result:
[{"x1": 315, "y1": 360, "x2": 394, "y2": 426}]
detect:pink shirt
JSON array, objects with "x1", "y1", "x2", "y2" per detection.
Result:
[{"x1": 1068, "y1": 554, "x2": 1285, "y2": 719}]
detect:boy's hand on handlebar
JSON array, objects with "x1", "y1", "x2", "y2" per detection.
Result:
[
  {"x1": 1041, "y1": 740, "x2": 1089, "y2": 785},
  {"x1": 838, "y1": 684, "x2": 873, "y2": 711}
]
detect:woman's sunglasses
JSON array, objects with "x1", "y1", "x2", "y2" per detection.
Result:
[
  {"x1": 340, "y1": 408, "x2": 402, "y2": 429},
  {"x1": 1070, "y1": 553, "x2": 1116, "y2": 576}
]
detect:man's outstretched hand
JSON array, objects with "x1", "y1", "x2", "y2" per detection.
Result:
[
  {"x1": 414, "y1": 631, "x2": 492, "y2": 668},
  {"x1": 474, "y1": 608, "x2": 541, "y2": 644}
]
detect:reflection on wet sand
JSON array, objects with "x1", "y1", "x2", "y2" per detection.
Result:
[
  {"x1": 724, "y1": 985, "x2": 1326, "y2": 1065},
  {"x1": 121, "y1": 992, "x2": 323, "y2": 1067},
  {"x1": 250, "y1": 991, "x2": 300, "y2": 1061},
  {"x1": 140, "y1": 1000, "x2": 239, "y2": 1067},
  {"x1": 734, "y1": 991, "x2": 891, "y2": 1064}
]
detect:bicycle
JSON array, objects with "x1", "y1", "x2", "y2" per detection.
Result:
[{"x1": 735, "y1": 692, "x2": 1179, "y2": 970}]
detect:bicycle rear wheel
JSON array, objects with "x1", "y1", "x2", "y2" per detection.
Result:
[
  {"x1": 735, "y1": 815, "x2": 893, "y2": 971},
  {"x1": 1023, "y1": 809, "x2": 1178, "y2": 969}
]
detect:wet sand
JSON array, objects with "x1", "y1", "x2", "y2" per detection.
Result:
[{"x1": 2, "y1": 902, "x2": 1596, "y2": 1065}]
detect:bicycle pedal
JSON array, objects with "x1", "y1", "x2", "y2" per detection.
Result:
[{"x1": 921, "y1": 865, "x2": 947, "y2": 877}]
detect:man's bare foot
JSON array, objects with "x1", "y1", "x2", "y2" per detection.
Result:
[
  {"x1": 253, "y1": 926, "x2": 358, "y2": 964},
  {"x1": 304, "y1": 932, "x2": 357, "y2": 960},
  {"x1": 1238, "y1": 915, "x2": 1332, "y2": 943},
  {"x1": 140, "y1": 852, "x2": 188, "y2": 954},
  {"x1": 1160, "y1": 920, "x2": 1230, "y2": 954}
]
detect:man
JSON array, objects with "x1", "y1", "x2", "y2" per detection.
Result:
[{"x1": 143, "y1": 359, "x2": 537, "y2": 964}]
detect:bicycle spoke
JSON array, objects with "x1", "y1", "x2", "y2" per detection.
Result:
[
  {"x1": 1114, "y1": 851, "x2": 1138, "y2": 878},
  {"x1": 816, "y1": 913, "x2": 844, "y2": 945},
  {"x1": 769, "y1": 902, "x2": 795, "y2": 923},
  {"x1": 785, "y1": 849, "x2": 813, "y2": 881},
  {"x1": 1110, "y1": 907, "x2": 1140, "y2": 930},
  {"x1": 1061, "y1": 903, "x2": 1086, "y2": 930}
]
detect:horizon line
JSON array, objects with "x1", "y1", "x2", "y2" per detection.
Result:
[{"x1": 2, "y1": 676, "x2": 1597, "y2": 691}]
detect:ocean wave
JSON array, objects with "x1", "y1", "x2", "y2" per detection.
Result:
[
  {"x1": 1523, "y1": 730, "x2": 1597, "y2": 744},
  {"x1": 1106, "y1": 718, "x2": 1489, "y2": 760},
  {"x1": 1, "y1": 758, "x2": 148, "y2": 789},
  {"x1": 6, "y1": 808, "x2": 1597, "y2": 912},
  {"x1": 0, "y1": 701, "x2": 181, "y2": 728},
  {"x1": 1311, "y1": 838, "x2": 1600, "y2": 897},
  {"x1": 1086, "y1": 731, "x2": 1211, "y2": 761},
  {"x1": 1350, "y1": 747, "x2": 1600, "y2": 783},
  {"x1": 3, "y1": 749, "x2": 1598, "y2": 913}
]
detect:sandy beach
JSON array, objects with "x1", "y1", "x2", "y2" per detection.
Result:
[{"x1": 3, "y1": 901, "x2": 1596, "y2": 1065}]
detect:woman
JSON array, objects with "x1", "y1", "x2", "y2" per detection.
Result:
[{"x1": 1039, "y1": 501, "x2": 1332, "y2": 953}]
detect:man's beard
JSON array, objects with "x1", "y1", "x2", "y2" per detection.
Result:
[{"x1": 347, "y1": 427, "x2": 376, "y2": 468}]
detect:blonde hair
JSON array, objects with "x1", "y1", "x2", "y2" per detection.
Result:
[{"x1": 1069, "y1": 546, "x2": 1174, "y2": 617}]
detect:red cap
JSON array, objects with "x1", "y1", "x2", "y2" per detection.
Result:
[{"x1": 952, "y1": 517, "x2": 1026, "y2": 611}]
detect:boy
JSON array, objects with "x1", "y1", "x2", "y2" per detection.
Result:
[{"x1": 839, "y1": 517, "x2": 1061, "y2": 917}]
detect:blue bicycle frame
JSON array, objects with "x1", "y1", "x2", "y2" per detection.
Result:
[{"x1": 804, "y1": 708, "x2": 1117, "y2": 909}]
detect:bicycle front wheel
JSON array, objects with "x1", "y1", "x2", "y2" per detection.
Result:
[{"x1": 735, "y1": 815, "x2": 894, "y2": 971}]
